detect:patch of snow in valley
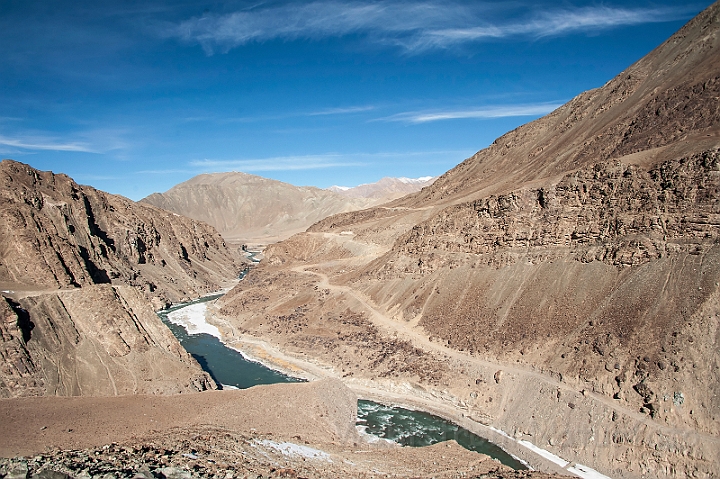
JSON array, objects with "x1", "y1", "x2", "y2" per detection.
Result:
[
  {"x1": 256, "y1": 440, "x2": 332, "y2": 462},
  {"x1": 166, "y1": 302, "x2": 222, "y2": 339},
  {"x1": 489, "y1": 428, "x2": 612, "y2": 479}
]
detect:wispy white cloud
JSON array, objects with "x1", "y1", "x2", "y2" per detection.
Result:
[
  {"x1": 165, "y1": 1, "x2": 696, "y2": 54},
  {"x1": 190, "y1": 155, "x2": 365, "y2": 172},
  {"x1": 0, "y1": 128, "x2": 133, "y2": 156},
  {"x1": 421, "y1": 6, "x2": 692, "y2": 48},
  {"x1": 186, "y1": 149, "x2": 473, "y2": 172},
  {"x1": 307, "y1": 105, "x2": 377, "y2": 116},
  {"x1": 380, "y1": 102, "x2": 564, "y2": 123},
  {"x1": 0, "y1": 135, "x2": 98, "y2": 153},
  {"x1": 183, "y1": 105, "x2": 376, "y2": 123}
]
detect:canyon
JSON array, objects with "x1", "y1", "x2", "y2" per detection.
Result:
[{"x1": 1, "y1": 1, "x2": 719, "y2": 478}]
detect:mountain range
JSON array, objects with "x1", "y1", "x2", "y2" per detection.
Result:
[{"x1": 141, "y1": 173, "x2": 434, "y2": 245}]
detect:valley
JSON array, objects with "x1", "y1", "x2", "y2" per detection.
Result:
[{"x1": 1, "y1": 2, "x2": 719, "y2": 478}]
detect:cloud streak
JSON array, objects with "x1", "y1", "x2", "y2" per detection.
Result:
[
  {"x1": 166, "y1": 1, "x2": 696, "y2": 54},
  {"x1": 190, "y1": 155, "x2": 365, "y2": 172},
  {"x1": 0, "y1": 135, "x2": 97, "y2": 153},
  {"x1": 187, "y1": 149, "x2": 474, "y2": 172},
  {"x1": 380, "y1": 102, "x2": 564, "y2": 123}
]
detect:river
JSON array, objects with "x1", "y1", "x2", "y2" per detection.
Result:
[{"x1": 157, "y1": 294, "x2": 527, "y2": 470}]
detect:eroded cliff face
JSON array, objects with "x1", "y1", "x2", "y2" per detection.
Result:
[
  {"x1": 0, "y1": 285, "x2": 215, "y2": 398},
  {"x1": 0, "y1": 160, "x2": 243, "y2": 308}
]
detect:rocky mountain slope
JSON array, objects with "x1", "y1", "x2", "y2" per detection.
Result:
[
  {"x1": 215, "y1": 3, "x2": 720, "y2": 478},
  {"x1": 0, "y1": 159, "x2": 246, "y2": 398},
  {"x1": 141, "y1": 172, "x2": 377, "y2": 245},
  {"x1": 328, "y1": 176, "x2": 436, "y2": 201},
  {"x1": 1, "y1": 285, "x2": 215, "y2": 398},
  {"x1": 0, "y1": 160, "x2": 244, "y2": 308}
]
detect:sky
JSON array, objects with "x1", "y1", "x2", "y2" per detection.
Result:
[{"x1": 0, "y1": 0, "x2": 712, "y2": 200}]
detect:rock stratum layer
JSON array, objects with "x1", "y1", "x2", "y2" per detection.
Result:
[
  {"x1": 0, "y1": 160, "x2": 247, "y2": 398},
  {"x1": 0, "y1": 160, "x2": 244, "y2": 307},
  {"x1": 215, "y1": 3, "x2": 720, "y2": 478},
  {"x1": 0, "y1": 285, "x2": 215, "y2": 398}
]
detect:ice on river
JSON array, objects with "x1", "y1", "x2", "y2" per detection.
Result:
[{"x1": 166, "y1": 302, "x2": 222, "y2": 339}]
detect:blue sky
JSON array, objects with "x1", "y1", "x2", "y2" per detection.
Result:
[{"x1": 0, "y1": 1, "x2": 711, "y2": 200}]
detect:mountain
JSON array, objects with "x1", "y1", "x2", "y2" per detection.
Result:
[
  {"x1": 141, "y1": 172, "x2": 377, "y2": 245},
  {"x1": 0, "y1": 160, "x2": 243, "y2": 308},
  {"x1": 215, "y1": 3, "x2": 720, "y2": 478},
  {"x1": 0, "y1": 159, "x2": 247, "y2": 397},
  {"x1": 327, "y1": 176, "x2": 437, "y2": 201}
]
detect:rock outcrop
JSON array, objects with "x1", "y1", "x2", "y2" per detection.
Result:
[
  {"x1": 216, "y1": 3, "x2": 720, "y2": 478},
  {"x1": 0, "y1": 285, "x2": 215, "y2": 398},
  {"x1": 0, "y1": 160, "x2": 244, "y2": 307}
]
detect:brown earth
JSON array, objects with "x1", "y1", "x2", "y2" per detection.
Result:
[
  {"x1": 0, "y1": 285, "x2": 215, "y2": 398},
  {"x1": 0, "y1": 379, "x2": 559, "y2": 479},
  {"x1": 328, "y1": 176, "x2": 437, "y2": 201},
  {"x1": 212, "y1": 3, "x2": 720, "y2": 479}
]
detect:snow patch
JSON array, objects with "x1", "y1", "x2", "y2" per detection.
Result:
[
  {"x1": 488, "y1": 428, "x2": 612, "y2": 479},
  {"x1": 398, "y1": 176, "x2": 433, "y2": 184},
  {"x1": 166, "y1": 302, "x2": 222, "y2": 339},
  {"x1": 256, "y1": 440, "x2": 332, "y2": 462},
  {"x1": 516, "y1": 439, "x2": 569, "y2": 469},
  {"x1": 355, "y1": 425, "x2": 396, "y2": 445},
  {"x1": 568, "y1": 464, "x2": 613, "y2": 479}
]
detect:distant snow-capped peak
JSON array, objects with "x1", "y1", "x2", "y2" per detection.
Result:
[{"x1": 398, "y1": 176, "x2": 434, "y2": 184}]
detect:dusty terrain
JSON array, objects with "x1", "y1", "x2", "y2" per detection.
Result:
[
  {"x1": 0, "y1": 380, "x2": 557, "y2": 479},
  {"x1": 328, "y1": 177, "x2": 437, "y2": 202},
  {"x1": 212, "y1": 4, "x2": 720, "y2": 479}
]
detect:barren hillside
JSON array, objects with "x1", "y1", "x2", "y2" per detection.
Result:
[
  {"x1": 215, "y1": 3, "x2": 720, "y2": 478},
  {"x1": 0, "y1": 159, "x2": 246, "y2": 398},
  {"x1": 141, "y1": 172, "x2": 377, "y2": 245}
]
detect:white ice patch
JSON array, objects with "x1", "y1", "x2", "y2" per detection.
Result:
[
  {"x1": 488, "y1": 427, "x2": 612, "y2": 479},
  {"x1": 355, "y1": 425, "x2": 396, "y2": 445},
  {"x1": 256, "y1": 440, "x2": 332, "y2": 462},
  {"x1": 517, "y1": 439, "x2": 569, "y2": 469},
  {"x1": 398, "y1": 176, "x2": 434, "y2": 183},
  {"x1": 166, "y1": 302, "x2": 222, "y2": 339}
]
